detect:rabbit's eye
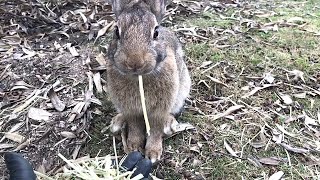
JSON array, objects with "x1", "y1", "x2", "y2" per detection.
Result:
[
  {"x1": 153, "y1": 26, "x2": 159, "y2": 39},
  {"x1": 115, "y1": 26, "x2": 120, "y2": 39}
]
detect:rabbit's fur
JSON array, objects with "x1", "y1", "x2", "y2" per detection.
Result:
[{"x1": 105, "y1": 0, "x2": 191, "y2": 162}]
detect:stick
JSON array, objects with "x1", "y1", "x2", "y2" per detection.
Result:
[{"x1": 138, "y1": 75, "x2": 151, "y2": 136}]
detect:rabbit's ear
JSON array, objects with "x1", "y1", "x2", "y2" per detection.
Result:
[
  {"x1": 108, "y1": 0, "x2": 128, "y2": 18},
  {"x1": 144, "y1": 0, "x2": 167, "y2": 23}
]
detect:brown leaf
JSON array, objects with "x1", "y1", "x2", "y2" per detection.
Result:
[
  {"x1": 280, "y1": 143, "x2": 309, "y2": 154},
  {"x1": 48, "y1": 88, "x2": 66, "y2": 112}
]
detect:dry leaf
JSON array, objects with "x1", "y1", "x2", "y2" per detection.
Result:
[
  {"x1": 242, "y1": 84, "x2": 279, "y2": 98},
  {"x1": 95, "y1": 21, "x2": 114, "y2": 42},
  {"x1": 12, "y1": 89, "x2": 42, "y2": 114},
  {"x1": 278, "y1": 93, "x2": 293, "y2": 105},
  {"x1": 304, "y1": 113, "x2": 318, "y2": 126},
  {"x1": 269, "y1": 171, "x2": 284, "y2": 180},
  {"x1": 250, "y1": 141, "x2": 266, "y2": 148},
  {"x1": 287, "y1": 17, "x2": 305, "y2": 25},
  {"x1": 5, "y1": 132, "x2": 25, "y2": 143},
  {"x1": 287, "y1": 69, "x2": 305, "y2": 82},
  {"x1": 293, "y1": 92, "x2": 306, "y2": 99},
  {"x1": 224, "y1": 140, "x2": 238, "y2": 157},
  {"x1": 60, "y1": 131, "x2": 77, "y2": 139},
  {"x1": 19, "y1": 47, "x2": 36, "y2": 59},
  {"x1": 93, "y1": 72, "x2": 103, "y2": 93},
  {"x1": 206, "y1": 75, "x2": 229, "y2": 87},
  {"x1": 48, "y1": 88, "x2": 66, "y2": 112},
  {"x1": 68, "y1": 102, "x2": 86, "y2": 122},
  {"x1": 200, "y1": 61, "x2": 212, "y2": 68},
  {"x1": 95, "y1": 53, "x2": 107, "y2": 66},
  {"x1": 66, "y1": 43, "x2": 79, "y2": 57},
  {"x1": 275, "y1": 124, "x2": 296, "y2": 137},
  {"x1": 280, "y1": 143, "x2": 309, "y2": 154},
  {"x1": 259, "y1": 157, "x2": 281, "y2": 166},
  {"x1": 171, "y1": 123, "x2": 195, "y2": 133},
  {"x1": 264, "y1": 72, "x2": 275, "y2": 84},
  {"x1": 212, "y1": 105, "x2": 244, "y2": 120},
  {"x1": 0, "y1": 143, "x2": 16, "y2": 149},
  {"x1": 28, "y1": 107, "x2": 53, "y2": 122}
]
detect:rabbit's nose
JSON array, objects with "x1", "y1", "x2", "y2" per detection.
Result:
[{"x1": 126, "y1": 61, "x2": 144, "y2": 71}]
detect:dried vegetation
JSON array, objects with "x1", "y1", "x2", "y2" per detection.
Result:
[{"x1": 0, "y1": 0, "x2": 320, "y2": 179}]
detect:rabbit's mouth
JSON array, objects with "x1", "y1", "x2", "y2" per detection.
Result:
[{"x1": 113, "y1": 62, "x2": 155, "y2": 76}]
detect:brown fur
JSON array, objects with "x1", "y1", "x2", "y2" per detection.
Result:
[{"x1": 105, "y1": 0, "x2": 191, "y2": 162}]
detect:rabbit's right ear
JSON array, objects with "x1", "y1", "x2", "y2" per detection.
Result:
[{"x1": 144, "y1": 0, "x2": 167, "y2": 23}]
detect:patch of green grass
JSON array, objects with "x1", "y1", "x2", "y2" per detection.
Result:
[
  {"x1": 186, "y1": 12, "x2": 234, "y2": 28},
  {"x1": 185, "y1": 43, "x2": 224, "y2": 64}
]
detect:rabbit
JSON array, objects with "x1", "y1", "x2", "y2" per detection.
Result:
[{"x1": 105, "y1": 0, "x2": 191, "y2": 163}]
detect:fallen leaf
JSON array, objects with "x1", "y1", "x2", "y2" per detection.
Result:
[
  {"x1": 60, "y1": 131, "x2": 77, "y2": 139},
  {"x1": 242, "y1": 84, "x2": 279, "y2": 98},
  {"x1": 304, "y1": 113, "x2": 318, "y2": 126},
  {"x1": 0, "y1": 143, "x2": 16, "y2": 149},
  {"x1": 48, "y1": 88, "x2": 66, "y2": 112},
  {"x1": 287, "y1": 17, "x2": 305, "y2": 25},
  {"x1": 95, "y1": 21, "x2": 114, "y2": 42},
  {"x1": 275, "y1": 124, "x2": 296, "y2": 137},
  {"x1": 293, "y1": 92, "x2": 306, "y2": 99},
  {"x1": 19, "y1": 48, "x2": 36, "y2": 59},
  {"x1": 66, "y1": 43, "x2": 79, "y2": 57},
  {"x1": 287, "y1": 69, "x2": 305, "y2": 82},
  {"x1": 93, "y1": 72, "x2": 103, "y2": 93},
  {"x1": 250, "y1": 141, "x2": 266, "y2": 148},
  {"x1": 264, "y1": 72, "x2": 275, "y2": 84},
  {"x1": 212, "y1": 105, "x2": 244, "y2": 120},
  {"x1": 200, "y1": 61, "x2": 212, "y2": 68},
  {"x1": 68, "y1": 102, "x2": 86, "y2": 122},
  {"x1": 95, "y1": 53, "x2": 107, "y2": 66},
  {"x1": 280, "y1": 143, "x2": 309, "y2": 154},
  {"x1": 14, "y1": 139, "x2": 31, "y2": 151},
  {"x1": 259, "y1": 157, "x2": 281, "y2": 166},
  {"x1": 12, "y1": 89, "x2": 42, "y2": 114},
  {"x1": 269, "y1": 171, "x2": 284, "y2": 180},
  {"x1": 224, "y1": 140, "x2": 238, "y2": 157},
  {"x1": 278, "y1": 93, "x2": 293, "y2": 105},
  {"x1": 190, "y1": 146, "x2": 200, "y2": 153},
  {"x1": 4, "y1": 132, "x2": 25, "y2": 143},
  {"x1": 28, "y1": 107, "x2": 53, "y2": 122},
  {"x1": 172, "y1": 123, "x2": 196, "y2": 133},
  {"x1": 206, "y1": 75, "x2": 229, "y2": 87}
]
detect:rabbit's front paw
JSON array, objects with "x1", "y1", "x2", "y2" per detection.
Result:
[
  {"x1": 145, "y1": 134, "x2": 163, "y2": 163},
  {"x1": 124, "y1": 122, "x2": 146, "y2": 153},
  {"x1": 163, "y1": 115, "x2": 179, "y2": 136},
  {"x1": 110, "y1": 113, "x2": 125, "y2": 134},
  {"x1": 125, "y1": 134, "x2": 145, "y2": 153}
]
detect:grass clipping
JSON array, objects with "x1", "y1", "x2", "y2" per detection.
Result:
[
  {"x1": 36, "y1": 138, "x2": 144, "y2": 180},
  {"x1": 138, "y1": 75, "x2": 151, "y2": 136}
]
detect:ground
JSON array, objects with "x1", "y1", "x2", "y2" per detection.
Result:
[{"x1": 0, "y1": 0, "x2": 320, "y2": 179}]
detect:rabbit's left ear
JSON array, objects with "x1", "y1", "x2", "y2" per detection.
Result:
[
  {"x1": 144, "y1": 0, "x2": 167, "y2": 23},
  {"x1": 108, "y1": 0, "x2": 130, "y2": 18}
]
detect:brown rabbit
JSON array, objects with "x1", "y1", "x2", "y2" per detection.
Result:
[{"x1": 105, "y1": 0, "x2": 191, "y2": 163}]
